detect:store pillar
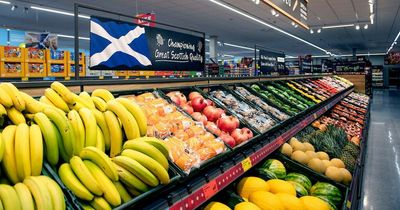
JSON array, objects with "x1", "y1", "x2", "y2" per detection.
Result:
[{"x1": 209, "y1": 35, "x2": 218, "y2": 61}]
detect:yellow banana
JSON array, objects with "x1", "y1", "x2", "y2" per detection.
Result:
[
  {"x1": 84, "y1": 160, "x2": 121, "y2": 207},
  {"x1": 43, "y1": 107, "x2": 75, "y2": 159},
  {"x1": 79, "y1": 92, "x2": 96, "y2": 109},
  {"x1": 0, "y1": 83, "x2": 25, "y2": 111},
  {"x1": 36, "y1": 176, "x2": 66, "y2": 210},
  {"x1": 113, "y1": 181, "x2": 133, "y2": 203},
  {"x1": 91, "y1": 96, "x2": 108, "y2": 112},
  {"x1": 79, "y1": 108, "x2": 97, "y2": 147},
  {"x1": 0, "y1": 104, "x2": 6, "y2": 117},
  {"x1": 0, "y1": 133, "x2": 4, "y2": 162},
  {"x1": 81, "y1": 203, "x2": 95, "y2": 210},
  {"x1": 30, "y1": 124, "x2": 43, "y2": 176},
  {"x1": 19, "y1": 91, "x2": 46, "y2": 114},
  {"x1": 1, "y1": 125, "x2": 19, "y2": 184},
  {"x1": 50, "y1": 81, "x2": 75, "y2": 104},
  {"x1": 107, "y1": 100, "x2": 140, "y2": 140},
  {"x1": 15, "y1": 123, "x2": 31, "y2": 181},
  {"x1": 44, "y1": 88, "x2": 70, "y2": 112},
  {"x1": 58, "y1": 163, "x2": 94, "y2": 201},
  {"x1": 68, "y1": 110, "x2": 85, "y2": 155},
  {"x1": 24, "y1": 176, "x2": 53, "y2": 210},
  {"x1": 0, "y1": 184, "x2": 22, "y2": 210},
  {"x1": 70, "y1": 156, "x2": 103, "y2": 196},
  {"x1": 96, "y1": 126, "x2": 105, "y2": 152},
  {"x1": 112, "y1": 162, "x2": 149, "y2": 193},
  {"x1": 115, "y1": 98, "x2": 147, "y2": 136},
  {"x1": 92, "y1": 89, "x2": 114, "y2": 102},
  {"x1": 112, "y1": 156, "x2": 159, "y2": 187},
  {"x1": 123, "y1": 140, "x2": 168, "y2": 170},
  {"x1": 90, "y1": 197, "x2": 112, "y2": 210},
  {"x1": 79, "y1": 147, "x2": 118, "y2": 181},
  {"x1": 104, "y1": 111, "x2": 123, "y2": 157},
  {"x1": 14, "y1": 183, "x2": 35, "y2": 210},
  {"x1": 92, "y1": 109, "x2": 110, "y2": 151},
  {"x1": 0, "y1": 85, "x2": 13, "y2": 108},
  {"x1": 33, "y1": 112, "x2": 59, "y2": 165},
  {"x1": 6, "y1": 107, "x2": 26, "y2": 125},
  {"x1": 39, "y1": 96, "x2": 56, "y2": 107},
  {"x1": 140, "y1": 137, "x2": 170, "y2": 159},
  {"x1": 122, "y1": 149, "x2": 170, "y2": 185}
]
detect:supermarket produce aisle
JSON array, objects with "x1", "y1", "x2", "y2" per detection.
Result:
[{"x1": 361, "y1": 89, "x2": 400, "y2": 210}]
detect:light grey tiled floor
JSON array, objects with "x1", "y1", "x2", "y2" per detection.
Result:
[{"x1": 360, "y1": 89, "x2": 400, "y2": 210}]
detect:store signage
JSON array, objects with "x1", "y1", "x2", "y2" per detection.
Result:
[
  {"x1": 261, "y1": 0, "x2": 308, "y2": 29},
  {"x1": 135, "y1": 13, "x2": 156, "y2": 27},
  {"x1": 90, "y1": 17, "x2": 205, "y2": 71},
  {"x1": 300, "y1": 55, "x2": 312, "y2": 73},
  {"x1": 258, "y1": 49, "x2": 285, "y2": 74},
  {"x1": 25, "y1": 32, "x2": 58, "y2": 50},
  {"x1": 384, "y1": 52, "x2": 400, "y2": 65}
]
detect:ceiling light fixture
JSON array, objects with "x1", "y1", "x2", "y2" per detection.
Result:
[
  {"x1": 364, "y1": 24, "x2": 368, "y2": 29},
  {"x1": 0, "y1": 0, "x2": 10, "y2": 4},
  {"x1": 208, "y1": 0, "x2": 330, "y2": 54},
  {"x1": 317, "y1": 28, "x2": 321, "y2": 33},
  {"x1": 291, "y1": 21, "x2": 295, "y2": 26},
  {"x1": 271, "y1": 9, "x2": 276, "y2": 16},
  {"x1": 355, "y1": 25, "x2": 360, "y2": 30},
  {"x1": 386, "y1": 31, "x2": 400, "y2": 54},
  {"x1": 322, "y1": 24, "x2": 355, "y2": 29},
  {"x1": 57, "y1": 34, "x2": 90, "y2": 40},
  {"x1": 369, "y1": 3, "x2": 373, "y2": 13},
  {"x1": 370, "y1": 14, "x2": 375, "y2": 24},
  {"x1": 30, "y1": 6, "x2": 90, "y2": 19},
  {"x1": 251, "y1": 0, "x2": 260, "y2": 5},
  {"x1": 11, "y1": 5, "x2": 17, "y2": 11},
  {"x1": 294, "y1": 24, "x2": 298, "y2": 28},
  {"x1": 310, "y1": 29, "x2": 314, "y2": 34}
]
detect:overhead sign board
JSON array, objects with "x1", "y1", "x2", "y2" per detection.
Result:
[
  {"x1": 90, "y1": 17, "x2": 205, "y2": 71},
  {"x1": 259, "y1": 49, "x2": 285, "y2": 74},
  {"x1": 262, "y1": 0, "x2": 308, "y2": 29},
  {"x1": 135, "y1": 13, "x2": 156, "y2": 27}
]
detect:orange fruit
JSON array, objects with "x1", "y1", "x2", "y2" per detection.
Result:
[
  {"x1": 196, "y1": 147, "x2": 217, "y2": 161},
  {"x1": 187, "y1": 137, "x2": 203, "y2": 151},
  {"x1": 206, "y1": 140, "x2": 226, "y2": 154},
  {"x1": 188, "y1": 125, "x2": 205, "y2": 136},
  {"x1": 175, "y1": 153, "x2": 198, "y2": 171},
  {"x1": 174, "y1": 130, "x2": 189, "y2": 141}
]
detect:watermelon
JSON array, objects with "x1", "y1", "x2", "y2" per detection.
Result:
[
  {"x1": 260, "y1": 159, "x2": 286, "y2": 179},
  {"x1": 310, "y1": 182, "x2": 342, "y2": 206},
  {"x1": 255, "y1": 168, "x2": 277, "y2": 180},
  {"x1": 287, "y1": 181, "x2": 308, "y2": 197},
  {"x1": 316, "y1": 196, "x2": 338, "y2": 210},
  {"x1": 284, "y1": 173, "x2": 312, "y2": 191}
]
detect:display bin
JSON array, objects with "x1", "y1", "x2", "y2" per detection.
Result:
[
  {"x1": 0, "y1": 46, "x2": 25, "y2": 78},
  {"x1": 46, "y1": 49, "x2": 67, "y2": 77},
  {"x1": 24, "y1": 47, "x2": 47, "y2": 77},
  {"x1": 67, "y1": 51, "x2": 86, "y2": 77}
]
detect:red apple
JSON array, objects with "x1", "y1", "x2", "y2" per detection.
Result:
[
  {"x1": 219, "y1": 132, "x2": 236, "y2": 148},
  {"x1": 205, "y1": 122, "x2": 222, "y2": 136},
  {"x1": 241, "y1": 127, "x2": 253, "y2": 139},
  {"x1": 203, "y1": 106, "x2": 223, "y2": 122},
  {"x1": 181, "y1": 103, "x2": 194, "y2": 114},
  {"x1": 191, "y1": 97, "x2": 208, "y2": 112},
  {"x1": 204, "y1": 99, "x2": 214, "y2": 106},
  {"x1": 217, "y1": 116, "x2": 239, "y2": 133},
  {"x1": 232, "y1": 116, "x2": 240, "y2": 128},
  {"x1": 216, "y1": 108, "x2": 225, "y2": 117},
  {"x1": 169, "y1": 95, "x2": 181, "y2": 105},
  {"x1": 191, "y1": 112, "x2": 208, "y2": 125},
  {"x1": 176, "y1": 93, "x2": 187, "y2": 104},
  {"x1": 189, "y1": 92, "x2": 203, "y2": 100},
  {"x1": 231, "y1": 129, "x2": 248, "y2": 144}
]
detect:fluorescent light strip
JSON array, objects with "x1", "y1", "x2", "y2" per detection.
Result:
[
  {"x1": 387, "y1": 31, "x2": 400, "y2": 54},
  {"x1": 208, "y1": 0, "x2": 328, "y2": 54},
  {"x1": 0, "y1": 1, "x2": 10, "y2": 4},
  {"x1": 57, "y1": 34, "x2": 90, "y2": 40},
  {"x1": 322, "y1": 24, "x2": 355, "y2": 29},
  {"x1": 30, "y1": 6, "x2": 90, "y2": 19},
  {"x1": 223, "y1": 42, "x2": 254, "y2": 51}
]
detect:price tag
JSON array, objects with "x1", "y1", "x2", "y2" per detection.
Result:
[
  {"x1": 99, "y1": 75, "x2": 104, "y2": 80},
  {"x1": 241, "y1": 157, "x2": 252, "y2": 172},
  {"x1": 163, "y1": 106, "x2": 173, "y2": 114},
  {"x1": 203, "y1": 180, "x2": 218, "y2": 200},
  {"x1": 346, "y1": 200, "x2": 351, "y2": 208},
  {"x1": 182, "y1": 120, "x2": 192, "y2": 129},
  {"x1": 21, "y1": 77, "x2": 29, "y2": 81}
]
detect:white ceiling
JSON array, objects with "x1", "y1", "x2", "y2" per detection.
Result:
[{"x1": 1, "y1": 0, "x2": 400, "y2": 57}]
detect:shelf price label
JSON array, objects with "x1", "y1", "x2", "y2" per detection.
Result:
[
  {"x1": 241, "y1": 157, "x2": 252, "y2": 172},
  {"x1": 346, "y1": 200, "x2": 351, "y2": 208},
  {"x1": 203, "y1": 180, "x2": 218, "y2": 200},
  {"x1": 313, "y1": 113, "x2": 317, "y2": 119}
]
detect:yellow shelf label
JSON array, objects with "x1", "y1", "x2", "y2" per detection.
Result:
[
  {"x1": 241, "y1": 157, "x2": 252, "y2": 172},
  {"x1": 346, "y1": 200, "x2": 351, "y2": 208},
  {"x1": 313, "y1": 113, "x2": 317, "y2": 119}
]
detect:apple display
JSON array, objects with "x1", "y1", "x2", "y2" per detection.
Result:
[
  {"x1": 231, "y1": 128, "x2": 248, "y2": 144},
  {"x1": 189, "y1": 91, "x2": 203, "y2": 100},
  {"x1": 191, "y1": 97, "x2": 208, "y2": 112},
  {"x1": 217, "y1": 116, "x2": 239, "y2": 133},
  {"x1": 181, "y1": 103, "x2": 194, "y2": 114},
  {"x1": 219, "y1": 132, "x2": 236, "y2": 148}
]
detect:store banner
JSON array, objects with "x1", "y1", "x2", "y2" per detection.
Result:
[
  {"x1": 25, "y1": 32, "x2": 58, "y2": 50},
  {"x1": 258, "y1": 49, "x2": 285, "y2": 74},
  {"x1": 135, "y1": 13, "x2": 156, "y2": 27},
  {"x1": 90, "y1": 16, "x2": 205, "y2": 71}
]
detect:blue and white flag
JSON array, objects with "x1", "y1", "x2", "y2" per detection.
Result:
[{"x1": 90, "y1": 17, "x2": 152, "y2": 69}]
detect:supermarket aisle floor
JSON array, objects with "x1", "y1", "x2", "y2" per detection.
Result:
[{"x1": 361, "y1": 89, "x2": 400, "y2": 210}]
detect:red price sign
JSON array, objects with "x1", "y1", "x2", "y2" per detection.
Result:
[
  {"x1": 135, "y1": 13, "x2": 156, "y2": 27},
  {"x1": 203, "y1": 180, "x2": 218, "y2": 200}
]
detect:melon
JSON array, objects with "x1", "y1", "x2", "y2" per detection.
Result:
[
  {"x1": 307, "y1": 158, "x2": 326, "y2": 173},
  {"x1": 261, "y1": 159, "x2": 286, "y2": 179},
  {"x1": 237, "y1": 177, "x2": 269, "y2": 199},
  {"x1": 330, "y1": 158, "x2": 345, "y2": 168},
  {"x1": 249, "y1": 191, "x2": 284, "y2": 210},
  {"x1": 310, "y1": 182, "x2": 342, "y2": 206},
  {"x1": 322, "y1": 160, "x2": 332, "y2": 168},
  {"x1": 285, "y1": 173, "x2": 312, "y2": 191},
  {"x1": 266, "y1": 179, "x2": 296, "y2": 196},
  {"x1": 303, "y1": 143, "x2": 315, "y2": 152},
  {"x1": 325, "y1": 166, "x2": 343, "y2": 182},
  {"x1": 291, "y1": 141, "x2": 306, "y2": 152},
  {"x1": 204, "y1": 202, "x2": 231, "y2": 210},
  {"x1": 280, "y1": 143, "x2": 293, "y2": 157},
  {"x1": 305, "y1": 151, "x2": 317, "y2": 159},
  {"x1": 316, "y1": 152, "x2": 330, "y2": 160},
  {"x1": 291, "y1": 151, "x2": 309, "y2": 164},
  {"x1": 287, "y1": 181, "x2": 309, "y2": 197},
  {"x1": 299, "y1": 196, "x2": 330, "y2": 210},
  {"x1": 276, "y1": 193, "x2": 305, "y2": 210},
  {"x1": 340, "y1": 168, "x2": 352, "y2": 185},
  {"x1": 234, "y1": 202, "x2": 261, "y2": 210},
  {"x1": 289, "y1": 137, "x2": 299, "y2": 145}
]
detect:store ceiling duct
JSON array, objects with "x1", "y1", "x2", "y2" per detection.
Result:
[{"x1": 30, "y1": 6, "x2": 90, "y2": 19}]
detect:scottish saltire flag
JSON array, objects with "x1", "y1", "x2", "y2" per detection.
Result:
[{"x1": 90, "y1": 17, "x2": 152, "y2": 69}]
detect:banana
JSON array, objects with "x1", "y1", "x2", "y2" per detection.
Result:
[
  {"x1": 84, "y1": 160, "x2": 121, "y2": 207},
  {"x1": 107, "y1": 100, "x2": 140, "y2": 140},
  {"x1": 14, "y1": 183, "x2": 35, "y2": 210},
  {"x1": 0, "y1": 85, "x2": 13, "y2": 108},
  {"x1": 123, "y1": 140, "x2": 168, "y2": 170},
  {"x1": 96, "y1": 126, "x2": 105, "y2": 152},
  {"x1": 19, "y1": 91, "x2": 46, "y2": 114},
  {"x1": 90, "y1": 197, "x2": 111, "y2": 210},
  {"x1": 44, "y1": 88, "x2": 70, "y2": 112},
  {"x1": 81, "y1": 203, "x2": 96, "y2": 210},
  {"x1": 79, "y1": 92, "x2": 96, "y2": 109},
  {"x1": 0, "y1": 133, "x2": 4, "y2": 162},
  {"x1": 39, "y1": 96, "x2": 56, "y2": 107},
  {"x1": 0, "y1": 83, "x2": 25, "y2": 111},
  {"x1": 79, "y1": 147, "x2": 118, "y2": 181},
  {"x1": 50, "y1": 81, "x2": 75, "y2": 104},
  {"x1": 91, "y1": 96, "x2": 108, "y2": 112},
  {"x1": 79, "y1": 108, "x2": 97, "y2": 147},
  {"x1": 122, "y1": 149, "x2": 170, "y2": 185},
  {"x1": 68, "y1": 110, "x2": 85, "y2": 155},
  {"x1": 30, "y1": 124, "x2": 43, "y2": 176},
  {"x1": 69, "y1": 102, "x2": 85, "y2": 111},
  {"x1": 33, "y1": 112, "x2": 59, "y2": 165},
  {"x1": 104, "y1": 111, "x2": 123, "y2": 157},
  {"x1": 70, "y1": 156, "x2": 103, "y2": 196},
  {"x1": 92, "y1": 89, "x2": 115, "y2": 102},
  {"x1": 43, "y1": 107, "x2": 75, "y2": 159},
  {"x1": 115, "y1": 98, "x2": 147, "y2": 136},
  {"x1": 6, "y1": 107, "x2": 26, "y2": 124},
  {"x1": 0, "y1": 104, "x2": 6, "y2": 117},
  {"x1": 113, "y1": 181, "x2": 133, "y2": 203},
  {"x1": 92, "y1": 109, "x2": 110, "y2": 151},
  {"x1": 0, "y1": 184, "x2": 22, "y2": 210},
  {"x1": 0, "y1": 177, "x2": 10, "y2": 185},
  {"x1": 112, "y1": 156, "x2": 159, "y2": 187},
  {"x1": 24, "y1": 176, "x2": 53, "y2": 210},
  {"x1": 1, "y1": 125, "x2": 19, "y2": 184},
  {"x1": 36, "y1": 176, "x2": 66, "y2": 210},
  {"x1": 15, "y1": 123, "x2": 31, "y2": 181},
  {"x1": 140, "y1": 137, "x2": 170, "y2": 159},
  {"x1": 126, "y1": 187, "x2": 141, "y2": 197},
  {"x1": 112, "y1": 162, "x2": 149, "y2": 193},
  {"x1": 58, "y1": 163, "x2": 94, "y2": 201}
]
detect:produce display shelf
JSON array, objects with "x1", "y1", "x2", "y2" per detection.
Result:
[{"x1": 145, "y1": 86, "x2": 355, "y2": 210}]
